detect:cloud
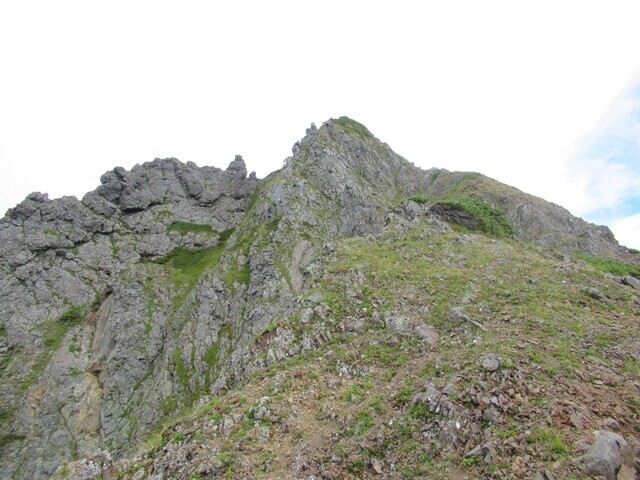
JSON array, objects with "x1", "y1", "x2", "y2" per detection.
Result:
[
  {"x1": 611, "y1": 213, "x2": 640, "y2": 250},
  {"x1": 564, "y1": 70, "x2": 640, "y2": 246}
]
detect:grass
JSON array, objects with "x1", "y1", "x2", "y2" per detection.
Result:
[
  {"x1": 576, "y1": 254, "x2": 640, "y2": 278},
  {"x1": 0, "y1": 433, "x2": 26, "y2": 447},
  {"x1": 436, "y1": 196, "x2": 514, "y2": 237},
  {"x1": 408, "y1": 194, "x2": 428, "y2": 204},
  {"x1": 529, "y1": 428, "x2": 568, "y2": 457},
  {"x1": 221, "y1": 262, "x2": 251, "y2": 290},
  {"x1": 331, "y1": 116, "x2": 375, "y2": 140},
  {"x1": 348, "y1": 409, "x2": 374, "y2": 436},
  {"x1": 150, "y1": 228, "x2": 235, "y2": 306},
  {"x1": 167, "y1": 222, "x2": 216, "y2": 235},
  {"x1": 58, "y1": 305, "x2": 85, "y2": 324},
  {"x1": 18, "y1": 305, "x2": 86, "y2": 390},
  {"x1": 342, "y1": 382, "x2": 373, "y2": 402}
]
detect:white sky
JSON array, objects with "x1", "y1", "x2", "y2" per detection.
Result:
[{"x1": 1, "y1": 1, "x2": 640, "y2": 249}]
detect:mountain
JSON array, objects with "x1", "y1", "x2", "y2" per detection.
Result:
[{"x1": 0, "y1": 117, "x2": 638, "y2": 479}]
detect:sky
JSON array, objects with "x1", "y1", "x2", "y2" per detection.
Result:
[{"x1": 1, "y1": 1, "x2": 639, "y2": 249}]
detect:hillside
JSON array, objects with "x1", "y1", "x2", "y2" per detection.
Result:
[{"x1": 0, "y1": 117, "x2": 638, "y2": 479}]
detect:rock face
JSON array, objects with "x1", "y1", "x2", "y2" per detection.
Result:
[
  {"x1": 0, "y1": 117, "x2": 637, "y2": 478},
  {"x1": 0, "y1": 157, "x2": 258, "y2": 477}
]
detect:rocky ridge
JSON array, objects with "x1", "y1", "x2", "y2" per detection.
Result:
[{"x1": 0, "y1": 117, "x2": 638, "y2": 479}]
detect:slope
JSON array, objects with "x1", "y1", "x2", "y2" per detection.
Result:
[{"x1": 61, "y1": 203, "x2": 640, "y2": 479}]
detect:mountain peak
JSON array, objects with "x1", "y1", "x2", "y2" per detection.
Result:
[
  {"x1": 226, "y1": 154, "x2": 248, "y2": 177},
  {"x1": 0, "y1": 119, "x2": 638, "y2": 479}
]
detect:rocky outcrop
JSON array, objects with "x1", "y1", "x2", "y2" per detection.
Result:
[
  {"x1": 0, "y1": 117, "x2": 637, "y2": 478},
  {"x1": 0, "y1": 157, "x2": 258, "y2": 477},
  {"x1": 422, "y1": 168, "x2": 636, "y2": 261}
]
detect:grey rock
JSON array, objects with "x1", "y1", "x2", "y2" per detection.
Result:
[
  {"x1": 483, "y1": 405, "x2": 501, "y2": 423},
  {"x1": 424, "y1": 168, "x2": 636, "y2": 261},
  {"x1": 448, "y1": 307, "x2": 469, "y2": 323},
  {"x1": 343, "y1": 316, "x2": 365, "y2": 333},
  {"x1": 481, "y1": 354, "x2": 500, "y2": 372},
  {"x1": 465, "y1": 442, "x2": 492, "y2": 459},
  {"x1": 386, "y1": 314, "x2": 409, "y2": 333},
  {"x1": 226, "y1": 155, "x2": 248, "y2": 177},
  {"x1": 602, "y1": 418, "x2": 621, "y2": 431},
  {"x1": 578, "y1": 430, "x2": 634, "y2": 480},
  {"x1": 622, "y1": 275, "x2": 640, "y2": 289},
  {"x1": 585, "y1": 287, "x2": 608, "y2": 302},
  {"x1": 414, "y1": 323, "x2": 439, "y2": 346}
]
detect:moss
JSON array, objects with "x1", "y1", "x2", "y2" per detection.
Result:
[
  {"x1": 90, "y1": 291, "x2": 103, "y2": 312},
  {"x1": 152, "y1": 209, "x2": 174, "y2": 221},
  {"x1": 202, "y1": 324, "x2": 233, "y2": 391},
  {"x1": 167, "y1": 222, "x2": 216, "y2": 235}
]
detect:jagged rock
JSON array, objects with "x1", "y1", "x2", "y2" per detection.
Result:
[
  {"x1": 52, "y1": 451, "x2": 112, "y2": 480},
  {"x1": 577, "y1": 430, "x2": 634, "y2": 480},
  {"x1": 226, "y1": 154, "x2": 248, "y2": 177}
]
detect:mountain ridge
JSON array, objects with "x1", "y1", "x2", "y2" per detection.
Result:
[{"x1": 0, "y1": 117, "x2": 638, "y2": 479}]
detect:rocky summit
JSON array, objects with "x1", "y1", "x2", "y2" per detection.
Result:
[{"x1": 0, "y1": 117, "x2": 638, "y2": 479}]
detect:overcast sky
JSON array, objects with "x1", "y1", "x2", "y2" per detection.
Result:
[{"x1": 1, "y1": 1, "x2": 639, "y2": 249}]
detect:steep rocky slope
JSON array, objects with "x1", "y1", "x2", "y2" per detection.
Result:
[{"x1": 0, "y1": 117, "x2": 638, "y2": 479}]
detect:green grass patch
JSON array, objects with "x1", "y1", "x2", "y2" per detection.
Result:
[
  {"x1": 221, "y1": 262, "x2": 251, "y2": 290},
  {"x1": 408, "y1": 194, "x2": 428, "y2": 204},
  {"x1": 529, "y1": 428, "x2": 568, "y2": 456},
  {"x1": 576, "y1": 254, "x2": 640, "y2": 278},
  {"x1": 348, "y1": 409, "x2": 374, "y2": 436},
  {"x1": 168, "y1": 222, "x2": 216, "y2": 235},
  {"x1": 408, "y1": 402, "x2": 436, "y2": 421},
  {"x1": 437, "y1": 197, "x2": 514, "y2": 238},
  {"x1": 18, "y1": 305, "x2": 86, "y2": 389},
  {"x1": 0, "y1": 433, "x2": 26, "y2": 447},
  {"x1": 58, "y1": 304, "x2": 86, "y2": 324},
  {"x1": 150, "y1": 228, "x2": 236, "y2": 306},
  {"x1": 343, "y1": 382, "x2": 373, "y2": 403}
]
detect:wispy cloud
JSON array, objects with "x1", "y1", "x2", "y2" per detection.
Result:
[
  {"x1": 566, "y1": 71, "x2": 640, "y2": 248},
  {"x1": 611, "y1": 213, "x2": 640, "y2": 251}
]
